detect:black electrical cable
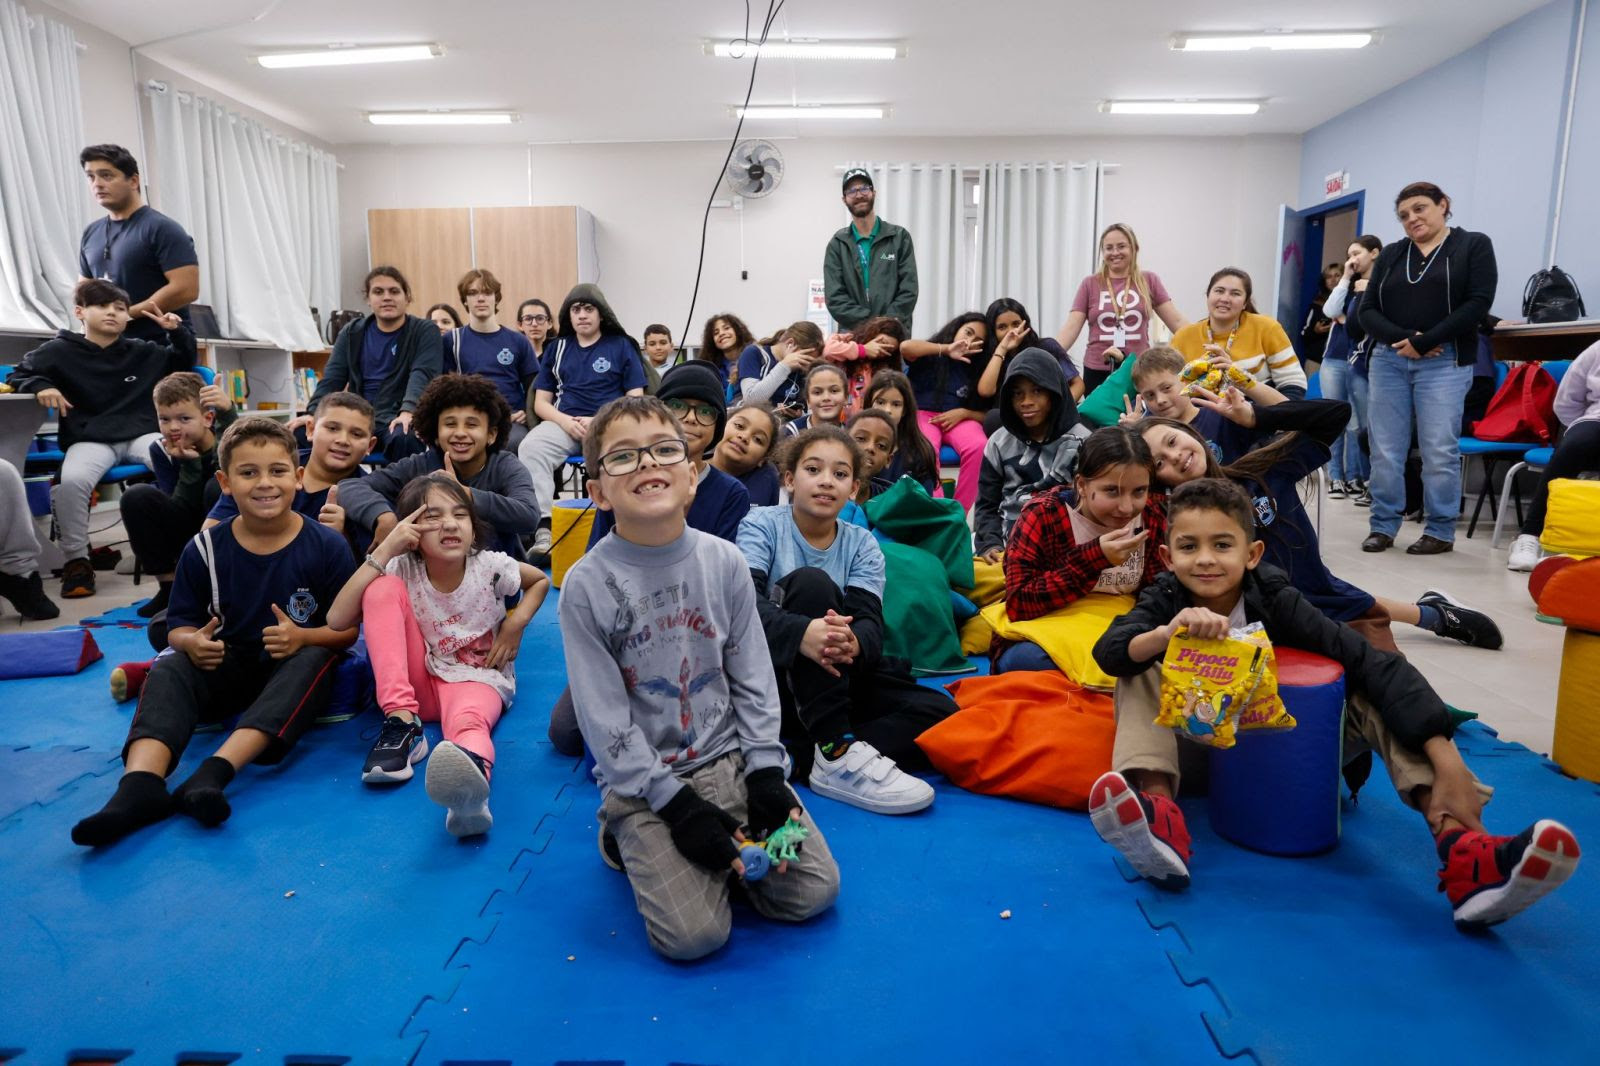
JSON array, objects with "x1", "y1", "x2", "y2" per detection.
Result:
[{"x1": 679, "y1": 0, "x2": 786, "y2": 352}]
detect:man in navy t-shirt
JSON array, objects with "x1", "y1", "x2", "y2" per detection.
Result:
[
  {"x1": 447, "y1": 268, "x2": 540, "y2": 451},
  {"x1": 517, "y1": 283, "x2": 646, "y2": 554},
  {"x1": 77, "y1": 145, "x2": 199, "y2": 341}
]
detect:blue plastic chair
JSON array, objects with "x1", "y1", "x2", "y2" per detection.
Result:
[{"x1": 1486, "y1": 357, "x2": 1580, "y2": 547}]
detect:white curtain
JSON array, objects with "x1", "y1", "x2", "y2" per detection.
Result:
[
  {"x1": 0, "y1": 0, "x2": 88, "y2": 330},
  {"x1": 147, "y1": 83, "x2": 338, "y2": 350},
  {"x1": 845, "y1": 161, "x2": 966, "y2": 339},
  {"x1": 977, "y1": 162, "x2": 1100, "y2": 342}
]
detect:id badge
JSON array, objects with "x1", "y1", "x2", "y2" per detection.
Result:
[{"x1": 1112, "y1": 326, "x2": 1127, "y2": 348}]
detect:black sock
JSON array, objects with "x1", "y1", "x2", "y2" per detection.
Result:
[
  {"x1": 71, "y1": 770, "x2": 171, "y2": 846},
  {"x1": 172, "y1": 756, "x2": 237, "y2": 827},
  {"x1": 464, "y1": 748, "x2": 492, "y2": 780},
  {"x1": 136, "y1": 581, "x2": 172, "y2": 619}
]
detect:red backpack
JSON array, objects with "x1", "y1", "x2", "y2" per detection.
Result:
[{"x1": 1471, "y1": 362, "x2": 1560, "y2": 443}]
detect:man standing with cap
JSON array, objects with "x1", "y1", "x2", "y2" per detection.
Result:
[
  {"x1": 823, "y1": 168, "x2": 918, "y2": 333},
  {"x1": 77, "y1": 144, "x2": 199, "y2": 341}
]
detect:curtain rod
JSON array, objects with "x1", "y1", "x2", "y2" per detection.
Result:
[
  {"x1": 143, "y1": 79, "x2": 344, "y2": 168},
  {"x1": 834, "y1": 162, "x2": 1120, "y2": 171}
]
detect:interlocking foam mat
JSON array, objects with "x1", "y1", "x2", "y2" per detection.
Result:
[{"x1": 2, "y1": 593, "x2": 1597, "y2": 1064}]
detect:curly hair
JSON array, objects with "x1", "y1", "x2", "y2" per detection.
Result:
[{"x1": 410, "y1": 373, "x2": 513, "y2": 452}]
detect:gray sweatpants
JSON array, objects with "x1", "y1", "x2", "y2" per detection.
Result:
[
  {"x1": 54, "y1": 435, "x2": 160, "y2": 559},
  {"x1": 0, "y1": 458, "x2": 43, "y2": 576},
  {"x1": 517, "y1": 419, "x2": 582, "y2": 522},
  {"x1": 600, "y1": 751, "x2": 841, "y2": 960}
]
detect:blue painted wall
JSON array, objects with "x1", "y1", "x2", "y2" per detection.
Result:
[{"x1": 1300, "y1": 1, "x2": 1582, "y2": 318}]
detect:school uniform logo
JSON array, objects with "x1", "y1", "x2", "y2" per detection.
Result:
[
  {"x1": 496, "y1": 348, "x2": 514, "y2": 365},
  {"x1": 287, "y1": 588, "x2": 318, "y2": 624},
  {"x1": 1253, "y1": 495, "x2": 1276, "y2": 527},
  {"x1": 880, "y1": 253, "x2": 896, "y2": 261},
  {"x1": 592, "y1": 356, "x2": 612, "y2": 374}
]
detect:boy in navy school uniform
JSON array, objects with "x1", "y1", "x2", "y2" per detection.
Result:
[
  {"x1": 516, "y1": 283, "x2": 647, "y2": 556},
  {"x1": 1088, "y1": 478, "x2": 1581, "y2": 932},
  {"x1": 446, "y1": 268, "x2": 540, "y2": 453},
  {"x1": 339, "y1": 374, "x2": 539, "y2": 561},
  {"x1": 72, "y1": 418, "x2": 359, "y2": 846}
]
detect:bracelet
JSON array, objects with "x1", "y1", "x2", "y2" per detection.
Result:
[{"x1": 363, "y1": 553, "x2": 386, "y2": 575}]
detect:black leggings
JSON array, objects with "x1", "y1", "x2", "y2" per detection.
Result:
[{"x1": 1521, "y1": 420, "x2": 1600, "y2": 536}]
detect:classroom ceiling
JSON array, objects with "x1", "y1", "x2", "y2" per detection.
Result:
[{"x1": 58, "y1": 0, "x2": 1553, "y2": 145}]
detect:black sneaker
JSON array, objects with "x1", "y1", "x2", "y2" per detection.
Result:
[
  {"x1": 60, "y1": 557, "x2": 95, "y2": 599},
  {"x1": 136, "y1": 583, "x2": 170, "y2": 619},
  {"x1": 598, "y1": 824, "x2": 624, "y2": 871},
  {"x1": 1327, "y1": 479, "x2": 1348, "y2": 499},
  {"x1": 1419, "y1": 589, "x2": 1504, "y2": 650},
  {"x1": 362, "y1": 714, "x2": 429, "y2": 783},
  {"x1": 0, "y1": 570, "x2": 60, "y2": 620},
  {"x1": 1352, "y1": 483, "x2": 1372, "y2": 507}
]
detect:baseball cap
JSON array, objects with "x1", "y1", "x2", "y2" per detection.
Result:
[{"x1": 841, "y1": 168, "x2": 873, "y2": 193}]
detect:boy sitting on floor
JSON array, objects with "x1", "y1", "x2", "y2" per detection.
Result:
[
  {"x1": 72, "y1": 418, "x2": 359, "y2": 846},
  {"x1": 559, "y1": 395, "x2": 839, "y2": 960},
  {"x1": 339, "y1": 374, "x2": 538, "y2": 560},
  {"x1": 6, "y1": 279, "x2": 196, "y2": 598},
  {"x1": 1126, "y1": 346, "x2": 1283, "y2": 459},
  {"x1": 1087, "y1": 478, "x2": 1580, "y2": 931}
]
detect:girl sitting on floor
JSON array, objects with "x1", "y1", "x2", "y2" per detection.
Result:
[
  {"x1": 738, "y1": 425, "x2": 955, "y2": 815},
  {"x1": 712, "y1": 402, "x2": 782, "y2": 507},
  {"x1": 996, "y1": 426, "x2": 1168, "y2": 672},
  {"x1": 863, "y1": 369, "x2": 941, "y2": 495},
  {"x1": 327, "y1": 473, "x2": 549, "y2": 837},
  {"x1": 784, "y1": 363, "x2": 851, "y2": 435},
  {"x1": 1139, "y1": 388, "x2": 1502, "y2": 650}
]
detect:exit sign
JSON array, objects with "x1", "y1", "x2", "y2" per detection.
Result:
[{"x1": 1324, "y1": 170, "x2": 1351, "y2": 198}]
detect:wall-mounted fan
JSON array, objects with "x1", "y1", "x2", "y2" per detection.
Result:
[{"x1": 725, "y1": 139, "x2": 784, "y2": 198}]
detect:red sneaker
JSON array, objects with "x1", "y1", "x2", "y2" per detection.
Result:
[
  {"x1": 110, "y1": 659, "x2": 151, "y2": 703},
  {"x1": 1438, "y1": 820, "x2": 1581, "y2": 931},
  {"x1": 1089, "y1": 771, "x2": 1192, "y2": 890}
]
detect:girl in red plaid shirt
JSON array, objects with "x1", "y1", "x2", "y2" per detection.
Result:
[{"x1": 994, "y1": 426, "x2": 1169, "y2": 671}]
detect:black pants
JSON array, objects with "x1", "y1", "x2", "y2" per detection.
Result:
[
  {"x1": 1082, "y1": 367, "x2": 1112, "y2": 395},
  {"x1": 548, "y1": 685, "x2": 583, "y2": 756},
  {"x1": 772, "y1": 568, "x2": 955, "y2": 778},
  {"x1": 121, "y1": 482, "x2": 219, "y2": 575},
  {"x1": 125, "y1": 644, "x2": 339, "y2": 773},
  {"x1": 1522, "y1": 420, "x2": 1600, "y2": 536}
]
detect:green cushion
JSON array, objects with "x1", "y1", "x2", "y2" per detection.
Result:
[
  {"x1": 865, "y1": 476, "x2": 975, "y2": 589},
  {"x1": 1075, "y1": 359, "x2": 1138, "y2": 428},
  {"x1": 878, "y1": 541, "x2": 970, "y2": 675}
]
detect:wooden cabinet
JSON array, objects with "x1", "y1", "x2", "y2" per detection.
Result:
[{"x1": 366, "y1": 206, "x2": 596, "y2": 330}]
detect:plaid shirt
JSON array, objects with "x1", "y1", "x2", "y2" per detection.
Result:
[{"x1": 1003, "y1": 488, "x2": 1169, "y2": 621}]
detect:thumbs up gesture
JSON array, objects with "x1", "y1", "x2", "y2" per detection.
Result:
[
  {"x1": 318, "y1": 482, "x2": 345, "y2": 534},
  {"x1": 186, "y1": 615, "x2": 226, "y2": 670},
  {"x1": 262, "y1": 603, "x2": 306, "y2": 660}
]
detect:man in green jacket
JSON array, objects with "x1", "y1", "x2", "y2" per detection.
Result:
[{"x1": 823, "y1": 168, "x2": 918, "y2": 333}]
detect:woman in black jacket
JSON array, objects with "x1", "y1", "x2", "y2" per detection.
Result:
[{"x1": 1357, "y1": 182, "x2": 1497, "y2": 555}]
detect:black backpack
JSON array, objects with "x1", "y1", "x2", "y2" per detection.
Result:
[{"x1": 1522, "y1": 266, "x2": 1587, "y2": 323}]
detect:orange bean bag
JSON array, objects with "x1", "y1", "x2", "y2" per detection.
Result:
[
  {"x1": 1537, "y1": 556, "x2": 1600, "y2": 633},
  {"x1": 916, "y1": 669, "x2": 1116, "y2": 810}
]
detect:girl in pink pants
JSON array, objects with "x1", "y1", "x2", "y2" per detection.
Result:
[
  {"x1": 328, "y1": 473, "x2": 549, "y2": 837},
  {"x1": 900, "y1": 312, "x2": 995, "y2": 510}
]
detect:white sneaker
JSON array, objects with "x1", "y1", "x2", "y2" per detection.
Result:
[
  {"x1": 807, "y1": 740, "x2": 934, "y2": 815},
  {"x1": 425, "y1": 741, "x2": 493, "y2": 837},
  {"x1": 531, "y1": 525, "x2": 552, "y2": 555},
  {"x1": 1507, "y1": 534, "x2": 1542, "y2": 573}
]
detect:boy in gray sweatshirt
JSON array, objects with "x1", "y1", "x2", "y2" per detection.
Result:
[
  {"x1": 973, "y1": 347, "x2": 1083, "y2": 561},
  {"x1": 559, "y1": 395, "x2": 840, "y2": 960}
]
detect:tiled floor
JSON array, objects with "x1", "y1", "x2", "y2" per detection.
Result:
[{"x1": 2, "y1": 489, "x2": 1569, "y2": 754}]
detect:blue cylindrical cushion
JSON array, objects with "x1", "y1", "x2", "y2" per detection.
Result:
[{"x1": 1208, "y1": 648, "x2": 1346, "y2": 857}]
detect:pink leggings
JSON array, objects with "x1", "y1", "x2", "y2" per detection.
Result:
[
  {"x1": 362, "y1": 575, "x2": 503, "y2": 772},
  {"x1": 917, "y1": 410, "x2": 987, "y2": 511}
]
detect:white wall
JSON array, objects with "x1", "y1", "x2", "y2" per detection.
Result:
[{"x1": 338, "y1": 133, "x2": 1301, "y2": 345}]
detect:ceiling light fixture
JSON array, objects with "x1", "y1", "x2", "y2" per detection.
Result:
[
  {"x1": 256, "y1": 43, "x2": 442, "y2": 69},
  {"x1": 1102, "y1": 100, "x2": 1262, "y2": 116},
  {"x1": 366, "y1": 110, "x2": 518, "y2": 126},
  {"x1": 1172, "y1": 32, "x2": 1373, "y2": 52},
  {"x1": 707, "y1": 39, "x2": 900, "y2": 60},
  {"x1": 734, "y1": 104, "x2": 888, "y2": 120}
]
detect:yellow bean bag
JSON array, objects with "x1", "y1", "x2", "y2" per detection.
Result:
[
  {"x1": 1541, "y1": 479, "x2": 1600, "y2": 559},
  {"x1": 961, "y1": 556, "x2": 1007, "y2": 608},
  {"x1": 980, "y1": 594, "x2": 1137, "y2": 691}
]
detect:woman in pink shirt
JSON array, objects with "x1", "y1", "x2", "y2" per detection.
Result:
[{"x1": 1057, "y1": 223, "x2": 1189, "y2": 392}]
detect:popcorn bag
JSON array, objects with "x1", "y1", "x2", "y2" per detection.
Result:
[{"x1": 1157, "y1": 624, "x2": 1294, "y2": 749}]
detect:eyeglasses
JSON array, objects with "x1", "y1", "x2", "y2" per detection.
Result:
[
  {"x1": 844, "y1": 186, "x2": 873, "y2": 199},
  {"x1": 664, "y1": 398, "x2": 720, "y2": 426},
  {"x1": 519, "y1": 313, "x2": 549, "y2": 324},
  {"x1": 597, "y1": 438, "x2": 689, "y2": 476}
]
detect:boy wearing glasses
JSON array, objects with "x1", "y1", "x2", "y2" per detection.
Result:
[
  {"x1": 559, "y1": 395, "x2": 839, "y2": 959},
  {"x1": 517, "y1": 284, "x2": 647, "y2": 557}
]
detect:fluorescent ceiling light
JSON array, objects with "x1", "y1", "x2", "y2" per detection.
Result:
[
  {"x1": 1103, "y1": 100, "x2": 1262, "y2": 116},
  {"x1": 1173, "y1": 32, "x2": 1373, "y2": 52},
  {"x1": 367, "y1": 111, "x2": 517, "y2": 126},
  {"x1": 257, "y1": 43, "x2": 441, "y2": 69},
  {"x1": 708, "y1": 39, "x2": 900, "y2": 60},
  {"x1": 735, "y1": 105, "x2": 887, "y2": 120}
]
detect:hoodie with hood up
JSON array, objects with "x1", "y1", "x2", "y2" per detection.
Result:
[
  {"x1": 973, "y1": 347, "x2": 1081, "y2": 555},
  {"x1": 534, "y1": 283, "x2": 648, "y2": 416}
]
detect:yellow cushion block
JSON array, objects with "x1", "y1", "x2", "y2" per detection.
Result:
[
  {"x1": 1553, "y1": 629, "x2": 1600, "y2": 784},
  {"x1": 549, "y1": 500, "x2": 596, "y2": 588},
  {"x1": 959, "y1": 614, "x2": 993, "y2": 656},
  {"x1": 980, "y1": 594, "x2": 1136, "y2": 691},
  {"x1": 961, "y1": 556, "x2": 1007, "y2": 608},
  {"x1": 1540, "y1": 479, "x2": 1600, "y2": 559}
]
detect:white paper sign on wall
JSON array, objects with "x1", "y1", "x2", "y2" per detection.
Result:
[
  {"x1": 1323, "y1": 171, "x2": 1351, "y2": 199},
  {"x1": 807, "y1": 278, "x2": 831, "y2": 331}
]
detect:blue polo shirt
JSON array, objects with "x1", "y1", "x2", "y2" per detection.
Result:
[
  {"x1": 359, "y1": 320, "x2": 403, "y2": 405},
  {"x1": 535, "y1": 334, "x2": 647, "y2": 417},
  {"x1": 451, "y1": 326, "x2": 541, "y2": 410},
  {"x1": 78, "y1": 206, "x2": 199, "y2": 340}
]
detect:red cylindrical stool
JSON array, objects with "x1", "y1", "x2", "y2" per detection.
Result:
[{"x1": 1208, "y1": 647, "x2": 1346, "y2": 856}]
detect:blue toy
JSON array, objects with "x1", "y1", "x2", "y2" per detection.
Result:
[{"x1": 738, "y1": 817, "x2": 811, "y2": 882}]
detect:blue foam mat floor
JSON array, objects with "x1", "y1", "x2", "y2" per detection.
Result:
[{"x1": 2, "y1": 592, "x2": 1598, "y2": 1064}]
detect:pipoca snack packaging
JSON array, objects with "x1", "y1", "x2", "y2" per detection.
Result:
[{"x1": 1157, "y1": 624, "x2": 1294, "y2": 749}]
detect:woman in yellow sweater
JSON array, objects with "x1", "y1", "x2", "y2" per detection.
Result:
[{"x1": 1171, "y1": 267, "x2": 1307, "y2": 398}]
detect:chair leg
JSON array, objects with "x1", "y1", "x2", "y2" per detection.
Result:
[
  {"x1": 1490, "y1": 461, "x2": 1527, "y2": 549},
  {"x1": 1466, "y1": 458, "x2": 1494, "y2": 539}
]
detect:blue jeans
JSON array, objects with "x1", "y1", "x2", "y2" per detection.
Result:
[
  {"x1": 994, "y1": 640, "x2": 1056, "y2": 673},
  {"x1": 1317, "y1": 358, "x2": 1369, "y2": 483},
  {"x1": 1367, "y1": 344, "x2": 1471, "y2": 541}
]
